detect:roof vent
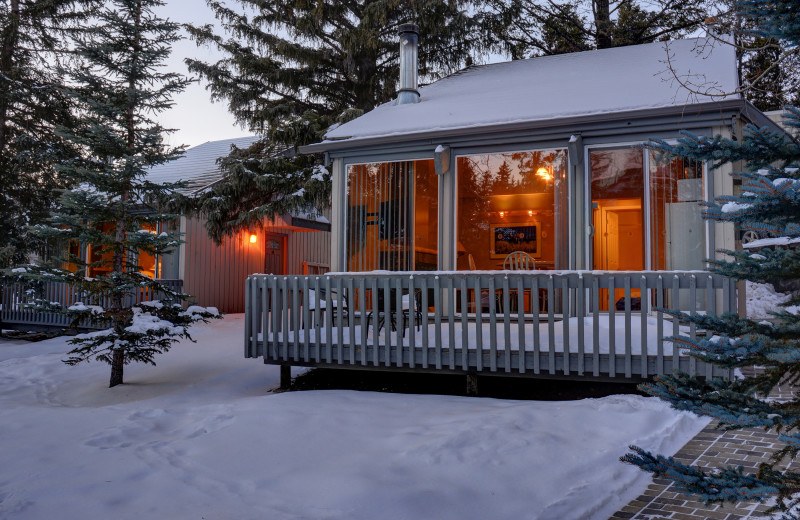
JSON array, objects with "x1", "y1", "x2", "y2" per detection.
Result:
[{"x1": 397, "y1": 23, "x2": 420, "y2": 104}]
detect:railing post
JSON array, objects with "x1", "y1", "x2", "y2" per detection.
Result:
[
  {"x1": 280, "y1": 364, "x2": 291, "y2": 390},
  {"x1": 466, "y1": 372, "x2": 478, "y2": 396}
]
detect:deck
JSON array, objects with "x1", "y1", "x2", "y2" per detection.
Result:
[{"x1": 245, "y1": 271, "x2": 737, "y2": 382}]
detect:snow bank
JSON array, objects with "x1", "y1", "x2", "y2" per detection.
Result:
[
  {"x1": 747, "y1": 281, "x2": 800, "y2": 319},
  {"x1": 0, "y1": 315, "x2": 707, "y2": 520}
]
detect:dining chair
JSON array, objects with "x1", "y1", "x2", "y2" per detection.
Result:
[{"x1": 503, "y1": 251, "x2": 536, "y2": 270}]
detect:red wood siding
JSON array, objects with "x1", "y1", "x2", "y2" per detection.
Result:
[{"x1": 183, "y1": 216, "x2": 330, "y2": 313}]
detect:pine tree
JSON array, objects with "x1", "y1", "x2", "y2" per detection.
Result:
[
  {"x1": 708, "y1": 0, "x2": 799, "y2": 112},
  {"x1": 742, "y1": 36, "x2": 790, "y2": 111},
  {"x1": 620, "y1": 1, "x2": 800, "y2": 515},
  {"x1": 0, "y1": 0, "x2": 92, "y2": 266},
  {"x1": 488, "y1": 0, "x2": 708, "y2": 58},
  {"x1": 183, "y1": 0, "x2": 492, "y2": 242},
  {"x1": 493, "y1": 160, "x2": 514, "y2": 194},
  {"x1": 3, "y1": 0, "x2": 219, "y2": 387}
]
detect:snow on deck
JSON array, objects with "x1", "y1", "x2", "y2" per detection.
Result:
[
  {"x1": 265, "y1": 315, "x2": 688, "y2": 355},
  {"x1": 325, "y1": 38, "x2": 739, "y2": 142}
]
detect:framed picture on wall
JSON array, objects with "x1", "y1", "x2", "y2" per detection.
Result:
[{"x1": 490, "y1": 222, "x2": 540, "y2": 258}]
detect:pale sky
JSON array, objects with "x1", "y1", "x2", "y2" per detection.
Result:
[{"x1": 155, "y1": 1, "x2": 253, "y2": 149}]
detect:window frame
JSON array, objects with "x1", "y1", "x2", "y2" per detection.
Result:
[{"x1": 583, "y1": 141, "x2": 711, "y2": 272}]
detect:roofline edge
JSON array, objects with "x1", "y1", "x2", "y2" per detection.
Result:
[{"x1": 300, "y1": 99, "x2": 749, "y2": 154}]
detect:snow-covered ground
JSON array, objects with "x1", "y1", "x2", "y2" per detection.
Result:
[
  {"x1": 747, "y1": 281, "x2": 800, "y2": 319},
  {"x1": 0, "y1": 315, "x2": 707, "y2": 520}
]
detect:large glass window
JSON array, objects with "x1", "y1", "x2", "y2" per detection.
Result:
[
  {"x1": 346, "y1": 160, "x2": 437, "y2": 271},
  {"x1": 649, "y1": 153, "x2": 705, "y2": 271},
  {"x1": 590, "y1": 147, "x2": 645, "y2": 272},
  {"x1": 457, "y1": 149, "x2": 566, "y2": 271},
  {"x1": 590, "y1": 146, "x2": 707, "y2": 310},
  {"x1": 590, "y1": 147, "x2": 706, "y2": 273}
]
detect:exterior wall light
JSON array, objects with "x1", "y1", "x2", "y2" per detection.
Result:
[{"x1": 249, "y1": 234, "x2": 257, "y2": 244}]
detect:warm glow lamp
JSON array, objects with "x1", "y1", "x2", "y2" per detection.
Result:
[
  {"x1": 249, "y1": 234, "x2": 257, "y2": 244},
  {"x1": 536, "y1": 167, "x2": 552, "y2": 181}
]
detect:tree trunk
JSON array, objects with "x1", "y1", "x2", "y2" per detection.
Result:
[
  {"x1": 594, "y1": 0, "x2": 613, "y2": 49},
  {"x1": 108, "y1": 0, "x2": 142, "y2": 390},
  {"x1": 0, "y1": 0, "x2": 21, "y2": 153},
  {"x1": 109, "y1": 348, "x2": 124, "y2": 387}
]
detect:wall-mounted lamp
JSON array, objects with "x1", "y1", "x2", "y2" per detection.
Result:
[
  {"x1": 499, "y1": 211, "x2": 505, "y2": 218},
  {"x1": 249, "y1": 234, "x2": 257, "y2": 244},
  {"x1": 528, "y1": 210, "x2": 534, "y2": 217}
]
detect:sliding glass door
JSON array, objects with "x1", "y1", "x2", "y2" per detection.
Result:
[
  {"x1": 345, "y1": 159, "x2": 437, "y2": 272},
  {"x1": 589, "y1": 145, "x2": 706, "y2": 310}
]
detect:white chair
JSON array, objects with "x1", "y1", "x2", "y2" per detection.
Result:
[{"x1": 503, "y1": 251, "x2": 536, "y2": 270}]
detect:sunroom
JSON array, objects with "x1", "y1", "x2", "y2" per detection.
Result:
[{"x1": 244, "y1": 33, "x2": 782, "y2": 384}]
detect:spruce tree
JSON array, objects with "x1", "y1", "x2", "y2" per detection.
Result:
[
  {"x1": 0, "y1": 0, "x2": 92, "y2": 266},
  {"x1": 621, "y1": 1, "x2": 800, "y2": 515},
  {"x1": 708, "y1": 0, "x2": 799, "y2": 112},
  {"x1": 183, "y1": 0, "x2": 492, "y2": 242},
  {"x1": 487, "y1": 0, "x2": 708, "y2": 59},
  {"x1": 4, "y1": 0, "x2": 219, "y2": 387},
  {"x1": 742, "y1": 36, "x2": 792, "y2": 111}
]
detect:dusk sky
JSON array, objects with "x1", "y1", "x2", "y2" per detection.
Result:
[{"x1": 155, "y1": 1, "x2": 252, "y2": 149}]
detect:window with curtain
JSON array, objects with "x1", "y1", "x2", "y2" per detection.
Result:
[{"x1": 346, "y1": 160, "x2": 437, "y2": 272}]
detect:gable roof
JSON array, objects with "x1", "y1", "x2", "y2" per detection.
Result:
[
  {"x1": 146, "y1": 135, "x2": 331, "y2": 231},
  {"x1": 316, "y1": 38, "x2": 739, "y2": 148},
  {"x1": 147, "y1": 135, "x2": 260, "y2": 194}
]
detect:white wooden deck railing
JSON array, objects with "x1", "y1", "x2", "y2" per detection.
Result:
[
  {"x1": 0, "y1": 279, "x2": 184, "y2": 330},
  {"x1": 245, "y1": 271, "x2": 736, "y2": 380}
]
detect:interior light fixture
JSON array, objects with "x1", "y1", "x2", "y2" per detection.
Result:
[
  {"x1": 499, "y1": 211, "x2": 505, "y2": 218},
  {"x1": 536, "y1": 167, "x2": 553, "y2": 181},
  {"x1": 249, "y1": 234, "x2": 257, "y2": 244},
  {"x1": 528, "y1": 210, "x2": 534, "y2": 217}
]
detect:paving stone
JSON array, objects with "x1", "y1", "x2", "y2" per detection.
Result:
[
  {"x1": 640, "y1": 508, "x2": 670, "y2": 517},
  {"x1": 609, "y1": 369, "x2": 799, "y2": 520},
  {"x1": 670, "y1": 512, "x2": 709, "y2": 520},
  {"x1": 653, "y1": 498, "x2": 688, "y2": 507}
]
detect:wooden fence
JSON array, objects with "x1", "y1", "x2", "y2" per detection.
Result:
[
  {"x1": 0, "y1": 279, "x2": 184, "y2": 331},
  {"x1": 244, "y1": 271, "x2": 737, "y2": 381}
]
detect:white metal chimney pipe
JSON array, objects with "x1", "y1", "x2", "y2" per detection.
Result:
[{"x1": 397, "y1": 23, "x2": 420, "y2": 104}]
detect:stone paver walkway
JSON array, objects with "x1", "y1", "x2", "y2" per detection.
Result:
[{"x1": 610, "y1": 372, "x2": 795, "y2": 520}]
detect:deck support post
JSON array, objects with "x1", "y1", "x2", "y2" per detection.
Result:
[
  {"x1": 280, "y1": 364, "x2": 292, "y2": 390},
  {"x1": 466, "y1": 373, "x2": 478, "y2": 396}
]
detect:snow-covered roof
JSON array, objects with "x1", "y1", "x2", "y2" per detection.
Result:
[
  {"x1": 323, "y1": 38, "x2": 739, "y2": 144},
  {"x1": 146, "y1": 136, "x2": 331, "y2": 231},
  {"x1": 147, "y1": 136, "x2": 260, "y2": 194}
]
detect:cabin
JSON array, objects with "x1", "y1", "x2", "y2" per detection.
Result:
[
  {"x1": 1, "y1": 136, "x2": 331, "y2": 330},
  {"x1": 145, "y1": 137, "x2": 331, "y2": 313},
  {"x1": 245, "y1": 31, "x2": 779, "y2": 386}
]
